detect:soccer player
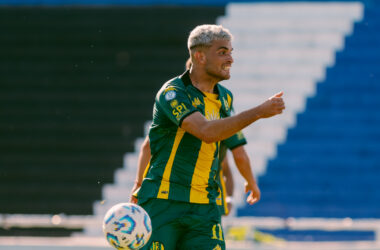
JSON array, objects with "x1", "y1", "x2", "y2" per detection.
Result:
[
  {"x1": 133, "y1": 24, "x2": 285, "y2": 250},
  {"x1": 178, "y1": 58, "x2": 259, "y2": 216},
  {"x1": 130, "y1": 69, "x2": 259, "y2": 217}
]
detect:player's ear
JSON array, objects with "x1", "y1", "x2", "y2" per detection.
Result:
[{"x1": 194, "y1": 50, "x2": 206, "y2": 65}]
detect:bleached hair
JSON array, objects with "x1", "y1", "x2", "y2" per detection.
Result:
[{"x1": 187, "y1": 24, "x2": 232, "y2": 51}]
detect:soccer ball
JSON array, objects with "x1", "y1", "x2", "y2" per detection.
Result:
[{"x1": 103, "y1": 203, "x2": 152, "y2": 250}]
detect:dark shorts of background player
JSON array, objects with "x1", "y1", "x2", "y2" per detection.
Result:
[{"x1": 138, "y1": 198, "x2": 225, "y2": 250}]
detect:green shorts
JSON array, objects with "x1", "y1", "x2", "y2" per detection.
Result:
[{"x1": 138, "y1": 198, "x2": 225, "y2": 250}]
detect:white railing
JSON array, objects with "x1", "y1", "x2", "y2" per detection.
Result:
[
  {"x1": 223, "y1": 216, "x2": 380, "y2": 241},
  {"x1": 1, "y1": 214, "x2": 380, "y2": 249}
]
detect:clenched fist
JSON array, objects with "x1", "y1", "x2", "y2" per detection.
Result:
[{"x1": 258, "y1": 92, "x2": 285, "y2": 118}]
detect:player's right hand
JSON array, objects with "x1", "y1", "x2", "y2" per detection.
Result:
[{"x1": 258, "y1": 92, "x2": 285, "y2": 118}]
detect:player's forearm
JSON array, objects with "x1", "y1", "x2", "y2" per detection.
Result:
[
  {"x1": 222, "y1": 158, "x2": 234, "y2": 196},
  {"x1": 199, "y1": 105, "x2": 264, "y2": 143},
  {"x1": 236, "y1": 161, "x2": 256, "y2": 186},
  {"x1": 135, "y1": 136, "x2": 151, "y2": 185},
  {"x1": 232, "y1": 147, "x2": 257, "y2": 186},
  {"x1": 182, "y1": 92, "x2": 284, "y2": 143},
  {"x1": 135, "y1": 163, "x2": 147, "y2": 185}
]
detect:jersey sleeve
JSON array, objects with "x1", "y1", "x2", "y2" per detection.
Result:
[
  {"x1": 156, "y1": 85, "x2": 198, "y2": 126},
  {"x1": 223, "y1": 131, "x2": 247, "y2": 150}
]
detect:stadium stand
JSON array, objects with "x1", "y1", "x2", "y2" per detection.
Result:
[
  {"x1": 0, "y1": 6, "x2": 224, "y2": 236},
  {"x1": 236, "y1": 0, "x2": 377, "y2": 218},
  {"x1": 218, "y1": 2, "x2": 363, "y2": 209},
  {"x1": 234, "y1": 1, "x2": 380, "y2": 241}
]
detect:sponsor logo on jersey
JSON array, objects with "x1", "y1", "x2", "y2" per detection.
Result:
[{"x1": 172, "y1": 103, "x2": 189, "y2": 121}]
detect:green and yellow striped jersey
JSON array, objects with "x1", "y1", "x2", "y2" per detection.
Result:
[{"x1": 137, "y1": 70, "x2": 234, "y2": 204}]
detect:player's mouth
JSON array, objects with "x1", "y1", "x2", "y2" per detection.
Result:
[{"x1": 222, "y1": 65, "x2": 231, "y2": 71}]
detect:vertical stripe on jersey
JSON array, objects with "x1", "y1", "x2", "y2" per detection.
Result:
[
  {"x1": 190, "y1": 141, "x2": 217, "y2": 203},
  {"x1": 219, "y1": 169, "x2": 229, "y2": 215},
  {"x1": 157, "y1": 128, "x2": 186, "y2": 199},
  {"x1": 216, "y1": 170, "x2": 223, "y2": 206},
  {"x1": 168, "y1": 132, "x2": 202, "y2": 201},
  {"x1": 190, "y1": 93, "x2": 221, "y2": 203}
]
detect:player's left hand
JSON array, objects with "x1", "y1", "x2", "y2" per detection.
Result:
[
  {"x1": 245, "y1": 182, "x2": 261, "y2": 205},
  {"x1": 227, "y1": 201, "x2": 233, "y2": 214},
  {"x1": 129, "y1": 181, "x2": 141, "y2": 204}
]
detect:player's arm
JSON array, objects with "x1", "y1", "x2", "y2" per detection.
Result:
[
  {"x1": 221, "y1": 156, "x2": 234, "y2": 198},
  {"x1": 221, "y1": 155, "x2": 234, "y2": 212},
  {"x1": 129, "y1": 136, "x2": 151, "y2": 204},
  {"x1": 231, "y1": 145, "x2": 261, "y2": 205},
  {"x1": 181, "y1": 92, "x2": 285, "y2": 143}
]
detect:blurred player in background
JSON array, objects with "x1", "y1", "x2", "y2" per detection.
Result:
[{"x1": 130, "y1": 24, "x2": 284, "y2": 250}]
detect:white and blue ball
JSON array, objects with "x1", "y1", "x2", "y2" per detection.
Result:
[{"x1": 103, "y1": 203, "x2": 152, "y2": 250}]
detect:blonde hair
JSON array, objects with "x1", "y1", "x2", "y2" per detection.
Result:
[{"x1": 187, "y1": 24, "x2": 232, "y2": 51}]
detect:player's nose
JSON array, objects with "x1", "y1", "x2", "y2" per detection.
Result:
[{"x1": 227, "y1": 54, "x2": 234, "y2": 64}]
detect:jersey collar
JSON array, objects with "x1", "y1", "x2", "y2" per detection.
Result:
[{"x1": 180, "y1": 70, "x2": 220, "y2": 96}]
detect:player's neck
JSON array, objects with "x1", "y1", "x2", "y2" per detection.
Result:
[{"x1": 189, "y1": 68, "x2": 218, "y2": 94}]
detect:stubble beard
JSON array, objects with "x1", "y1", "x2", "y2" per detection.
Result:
[{"x1": 205, "y1": 67, "x2": 230, "y2": 83}]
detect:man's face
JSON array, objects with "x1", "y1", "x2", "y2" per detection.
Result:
[{"x1": 204, "y1": 39, "x2": 234, "y2": 81}]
